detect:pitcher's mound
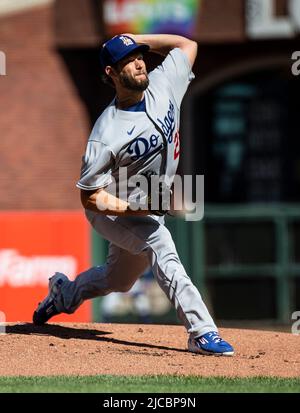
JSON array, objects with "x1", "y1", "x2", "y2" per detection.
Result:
[{"x1": 1, "y1": 323, "x2": 298, "y2": 377}]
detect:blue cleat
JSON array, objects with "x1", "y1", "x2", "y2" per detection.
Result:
[
  {"x1": 188, "y1": 331, "x2": 234, "y2": 356},
  {"x1": 32, "y1": 273, "x2": 67, "y2": 325}
]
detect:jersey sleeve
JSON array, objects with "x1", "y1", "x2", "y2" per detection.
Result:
[
  {"x1": 156, "y1": 48, "x2": 195, "y2": 107},
  {"x1": 76, "y1": 140, "x2": 115, "y2": 190}
]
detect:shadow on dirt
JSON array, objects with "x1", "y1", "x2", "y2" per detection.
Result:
[{"x1": 5, "y1": 323, "x2": 187, "y2": 353}]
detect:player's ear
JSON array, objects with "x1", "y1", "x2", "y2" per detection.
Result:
[
  {"x1": 105, "y1": 65, "x2": 118, "y2": 80},
  {"x1": 105, "y1": 66, "x2": 112, "y2": 77}
]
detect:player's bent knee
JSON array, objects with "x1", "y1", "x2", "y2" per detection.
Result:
[{"x1": 152, "y1": 227, "x2": 176, "y2": 251}]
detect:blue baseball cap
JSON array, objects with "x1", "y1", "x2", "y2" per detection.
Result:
[{"x1": 100, "y1": 35, "x2": 150, "y2": 68}]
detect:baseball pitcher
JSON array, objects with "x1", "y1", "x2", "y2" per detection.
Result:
[{"x1": 33, "y1": 34, "x2": 234, "y2": 356}]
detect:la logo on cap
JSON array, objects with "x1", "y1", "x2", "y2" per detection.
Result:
[{"x1": 119, "y1": 36, "x2": 134, "y2": 46}]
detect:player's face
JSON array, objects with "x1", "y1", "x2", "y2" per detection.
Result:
[{"x1": 116, "y1": 53, "x2": 149, "y2": 91}]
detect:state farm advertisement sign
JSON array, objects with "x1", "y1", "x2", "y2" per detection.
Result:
[{"x1": 0, "y1": 211, "x2": 91, "y2": 322}]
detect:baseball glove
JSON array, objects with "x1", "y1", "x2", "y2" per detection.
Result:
[
  {"x1": 141, "y1": 170, "x2": 171, "y2": 216},
  {"x1": 128, "y1": 171, "x2": 172, "y2": 216}
]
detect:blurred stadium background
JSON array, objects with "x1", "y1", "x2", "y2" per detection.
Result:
[{"x1": 0, "y1": 0, "x2": 299, "y2": 328}]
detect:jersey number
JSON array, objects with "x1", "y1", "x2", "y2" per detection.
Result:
[{"x1": 174, "y1": 131, "x2": 180, "y2": 160}]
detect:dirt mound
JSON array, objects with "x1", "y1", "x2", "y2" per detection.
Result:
[{"x1": 0, "y1": 323, "x2": 298, "y2": 377}]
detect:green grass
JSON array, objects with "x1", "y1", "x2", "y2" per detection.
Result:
[{"x1": 0, "y1": 376, "x2": 299, "y2": 393}]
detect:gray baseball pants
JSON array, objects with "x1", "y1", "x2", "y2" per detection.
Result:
[{"x1": 56, "y1": 210, "x2": 217, "y2": 337}]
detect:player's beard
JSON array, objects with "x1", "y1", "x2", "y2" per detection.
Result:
[{"x1": 120, "y1": 72, "x2": 149, "y2": 91}]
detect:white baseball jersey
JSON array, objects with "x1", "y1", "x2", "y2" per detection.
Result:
[{"x1": 76, "y1": 48, "x2": 195, "y2": 203}]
